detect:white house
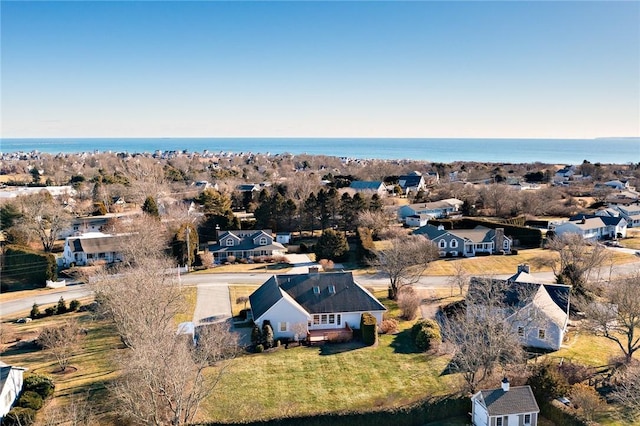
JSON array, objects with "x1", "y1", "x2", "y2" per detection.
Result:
[
  {"x1": 63, "y1": 232, "x2": 128, "y2": 267},
  {"x1": 612, "y1": 203, "x2": 640, "y2": 228},
  {"x1": 348, "y1": 181, "x2": 387, "y2": 195},
  {"x1": 398, "y1": 171, "x2": 427, "y2": 195},
  {"x1": 397, "y1": 198, "x2": 464, "y2": 222},
  {"x1": 249, "y1": 271, "x2": 386, "y2": 343},
  {"x1": 0, "y1": 362, "x2": 27, "y2": 419},
  {"x1": 468, "y1": 265, "x2": 571, "y2": 351},
  {"x1": 471, "y1": 379, "x2": 539, "y2": 426},
  {"x1": 551, "y1": 215, "x2": 627, "y2": 240}
]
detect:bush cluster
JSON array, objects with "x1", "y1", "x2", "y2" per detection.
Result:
[
  {"x1": 29, "y1": 297, "x2": 81, "y2": 320},
  {"x1": 4, "y1": 374, "x2": 55, "y2": 426},
  {"x1": 251, "y1": 321, "x2": 276, "y2": 352},
  {"x1": 380, "y1": 318, "x2": 399, "y2": 334},
  {"x1": 3, "y1": 246, "x2": 57, "y2": 287},
  {"x1": 411, "y1": 320, "x2": 441, "y2": 352}
]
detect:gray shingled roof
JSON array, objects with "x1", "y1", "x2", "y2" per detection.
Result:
[
  {"x1": 481, "y1": 386, "x2": 539, "y2": 416},
  {"x1": 70, "y1": 235, "x2": 129, "y2": 254},
  {"x1": 250, "y1": 272, "x2": 386, "y2": 319}
]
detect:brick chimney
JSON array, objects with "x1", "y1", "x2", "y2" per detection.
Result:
[
  {"x1": 308, "y1": 266, "x2": 320, "y2": 275},
  {"x1": 501, "y1": 377, "x2": 510, "y2": 392}
]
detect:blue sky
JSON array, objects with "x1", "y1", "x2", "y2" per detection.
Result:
[{"x1": 1, "y1": 1, "x2": 639, "y2": 138}]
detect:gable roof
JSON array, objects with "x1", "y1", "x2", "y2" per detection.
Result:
[
  {"x1": 414, "y1": 225, "x2": 509, "y2": 244},
  {"x1": 0, "y1": 361, "x2": 26, "y2": 398},
  {"x1": 250, "y1": 272, "x2": 386, "y2": 319},
  {"x1": 570, "y1": 213, "x2": 625, "y2": 227},
  {"x1": 398, "y1": 173, "x2": 425, "y2": 189},
  {"x1": 69, "y1": 234, "x2": 129, "y2": 254},
  {"x1": 478, "y1": 385, "x2": 539, "y2": 416},
  {"x1": 413, "y1": 224, "x2": 450, "y2": 239}
]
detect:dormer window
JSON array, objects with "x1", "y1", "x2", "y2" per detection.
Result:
[
  {"x1": 225, "y1": 239, "x2": 234, "y2": 247},
  {"x1": 313, "y1": 286, "x2": 320, "y2": 295},
  {"x1": 328, "y1": 285, "x2": 336, "y2": 294},
  {"x1": 259, "y1": 237, "x2": 267, "y2": 246}
]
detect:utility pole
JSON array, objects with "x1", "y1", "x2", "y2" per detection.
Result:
[{"x1": 186, "y1": 227, "x2": 190, "y2": 272}]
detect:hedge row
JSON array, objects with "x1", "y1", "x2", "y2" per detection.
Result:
[
  {"x1": 2, "y1": 245, "x2": 57, "y2": 287},
  {"x1": 360, "y1": 312, "x2": 377, "y2": 346},
  {"x1": 196, "y1": 396, "x2": 468, "y2": 426},
  {"x1": 429, "y1": 218, "x2": 543, "y2": 248}
]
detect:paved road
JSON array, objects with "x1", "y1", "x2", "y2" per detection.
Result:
[{"x1": 2, "y1": 259, "x2": 638, "y2": 319}]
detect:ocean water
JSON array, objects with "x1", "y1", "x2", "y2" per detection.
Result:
[{"x1": 1, "y1": 137, "x2": 638, "y2": 164}]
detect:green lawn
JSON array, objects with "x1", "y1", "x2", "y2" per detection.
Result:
[{"x1": 199, "y1": 333, "x2": 458, "y2": 423}]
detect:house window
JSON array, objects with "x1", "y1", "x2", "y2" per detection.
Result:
[
  {"x1": 279, "y1": 322, "x2": 287, "y2": 332},
  {"x1": 259, "y1": 237, "x2": 267, "y2": 245},
  {"x1": 518, "y1": 326, "x2": 525, "y2": 337},
  {"x1": 321, "y1": 314, "x2": 328, "y2": 324},
  {"x1": 337, "y1": 314, "x2": 341, "y2": 325},
  {"x1": 313, "y1": 286, "x2": 320, "y2": 295},
  {"x1": 439, "y1": 240, "x2": 446, "y2": 249},
  {"x1": 538, "y1": 329, "x2": 546, "y2": 339},
  {"x1": 225, "y1": 239, "x2": 234, "y2": 246},
  {"x1": 328, "y1": 285, "x2": 336, "y2": 294},
  {"x1": 524, "y1": 414, "x2": 531, "y2": 425},
  {"x1": 329, "y1": 314, "x2": 335, "y2": 324},
  {"x1": 496, "y1": 417, "x2": 503, "y2": 426},
  {"x1": 450, "y1": 239, "x2": 458, "y2": 248},
  {"x1": 313, "y1": 315, "x2": 320, "y2": 325}
]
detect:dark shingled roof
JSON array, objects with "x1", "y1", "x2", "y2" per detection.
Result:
[
  {"x1": 468, "y1": 277, "x2": 570, "y2": 314},
  {"x1": 70, "y1": 235, "x2": 129, "y2": 254},
  {"x1": 481, "y1": 386, "x2": 539, "y2": 416},
  {"x1": 250, "y1": 272, "x2": 386, "y2": 319}
]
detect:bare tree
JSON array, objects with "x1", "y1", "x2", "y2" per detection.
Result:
[
  {"x1": 371, "y1": 235, "x2": 439, "y2": 299},
  {"x1": 610, "y1": 362, "x2": 640, "y2": 423},
  {"x1": 440, "y1": 278, "x2": 527, "y2": 392},
  {"x1": 92, "y1": 256, "x2": 184, "y2": 349},
  {"x1": 37, "y1": 319, "x2": 83, "y2": 372},
  {"x1": 448, "y1": 261, "x2": 469, "y2": 296},
  {"x1": 356, "y1": 210, "x2": 391, "y2": 237},
  {"x1": 113, "y1": 322, "x2": 238, "y2": 426},
  {"x1": 585, "y1": 274, "x2": 640, "y2": 363},
  {"x1": 16, "y1": 192, "x2": 71, "y2": 252},
  {"x1": 570, "y1": 383, "x2": 605, "y2": 422},
  {"x1": 540, "y1": 233, "x2": 609, "y2": 299},
  {"x1": 397, "y1": 286, "x2": 421, "y2": 320}
]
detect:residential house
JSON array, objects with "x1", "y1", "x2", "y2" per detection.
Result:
[
  {"x1": 398, "y1": 171, "x2": 427, "y2": 195},
  {"x1": 349, "y1": 181, "x2": 387, "y2": 195},
  {"x1": 60, "y1": 212, "x2": 137, "y2": 238},
  {"x1": 0, "y1": 362, "x2": 27, "y2": 419},
  {"x1": 207, "y1": 230, "x2": 286, "y2": 261},
  {"x1": 249, "y1": 271, "x2": 386, "y2": 343},
  {"x1": 611, "y1": 202, "x2": 640, "y2": 228},
  {"x1": 551, "y1": 215, "x2": 627, "y2": 240},
  {"x1": 414, "y1": 225, "x2": 512, "y2": 257},
  {"x1": 471, "y1": 378, "x2": 539, "y2": 426},
  {"x1": 553, "y1": 165, "x2": 575, "y2": 184},
  {"x1": 275, "y1": 232, "x2": 292, "y2": 244},
  {"x1": 468, "y1": 265, "x2": 571, "y2": 351},
  {"x1": 110, "y1": 196, "x2": 127, "y2": 212},
  {"x1": 604, "y1": 179, "x2": 631, "y2": 191},
  {"x1": 62, "y1": 232, "x2": 128, "y2": 267},
  {"x1": 397, "y1": 198, "x2": 464, "y2": 223}
]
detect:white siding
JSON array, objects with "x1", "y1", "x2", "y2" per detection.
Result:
[
  {"x1": 257, "y1": 297, "x2": 309, "y2": 340},
  {"x1": 472, "y1": 399, "x2": 488, "y2": 426}
]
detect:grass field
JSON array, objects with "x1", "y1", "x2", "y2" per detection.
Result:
[{"x1": 193, "y1": 262, "x2": 293, "y2": 274}]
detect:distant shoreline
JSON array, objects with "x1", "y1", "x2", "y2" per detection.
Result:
[{"x1": 1, "y1": 137, "x2": 638, "y2": 164}]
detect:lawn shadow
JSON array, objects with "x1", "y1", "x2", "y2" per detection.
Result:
[
  {"x1": 390, "y1": 329, "x2": 421, "y2": 354},
  {"x1": 317, "y1": 340, "x2": 366, "y2": 356}
]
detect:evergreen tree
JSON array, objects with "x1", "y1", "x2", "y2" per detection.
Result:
[
  {"x1": 303, "y1": 193, "x2": 319, "y2": 234},
  {"x1": 56, "y1": 297, "x2": 67, "y2": 315},
  {"x1": 142, "y1": 196, "x2": 160, "y2": 218},
  {"x1": 369, "y1": 194, "x2": 383, "y2": 211},
  {"x1": 314, "y1": 228, "x2": 349, "y2": 262},
  {"x1": 30, "y1": 303, "x2": 40, "y2": 319},
  {"x1": 172, "y1": 223, "x2": 199, "y2": 267},
  {"x1": 262, "y1": 322, "x2": 274, "y2": 349}
]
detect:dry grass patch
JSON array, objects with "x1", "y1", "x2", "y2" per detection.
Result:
[
  {"x1": 193, "y1": 262, "x2": 292, "y2": 274},
  {"x1": 174, "y1": 286, "x2": 198, "y2": 325},
  {"x1": 549, "y1": 328, "x2": 626, "y2": 367},
  {"x1": 228, "y1": 285, "x2": 259, "y2": 317}
]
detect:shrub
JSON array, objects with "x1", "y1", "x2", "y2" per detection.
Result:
[
  {"x1": 527, "y1": 362, "x2": 570, "y2": 402},
  {"x1": 397, "y1": 287, "x2": 421, "y2": 320},
  {"x1": 255, "y1": 344, "x2": 264, "y2": 353},
  {"x1": 250, "y1": 324, "x2": 262, "y2": 346},
  {"x1": 414, "y1": 320, "x2": 441, "y2": 351},
  {"x1": 262, "y1": 322, "x2": 274, "y2": 349},
  {"x1": 319, "y1": 258, "x2": 335, "y2": 271},
  {"x1": 227, "y1": 255, "x2": 236, "y2": 264},
  {"x1": 380, "y1": 318, "x2": 399, "y2": 334},
  {"x1": 44, "y1": 306, "x2": 57, "y2": 317},
  {"x1": 3, "y1": 407, "x2": 36, "y2": 426},
  {"x1": 23, "y1": 374, "x2": 55, "y2": 399},
  {"x1": 360, "y1": 312, "x2": 377, "y2": 346},
  {"x1": 56, "y1": 297, "x2": 67, "y2": 314},
  {"x1": 69, "y1": 299, "x2": 81, "y2": 312},
  {"x1": 17, "y1": 391, "x2": 43, "y2": 410},
  {"x1": 30, "y1": 303, "x2": 40, "y2": 319}
]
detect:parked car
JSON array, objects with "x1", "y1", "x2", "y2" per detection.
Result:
[{"x1": 15, "y1": 317, "x2": 32, "y2": 324}]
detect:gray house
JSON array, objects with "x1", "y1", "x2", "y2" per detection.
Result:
[
  {"x1": 471, "y1": 379, "x2": 539, "y2": 426},
  {"x1": 208, "y1": 230, "x2": 286, "y2": 261},
  {"x1": 413, "y1": 225, "x2": 512, "y2": 257}
]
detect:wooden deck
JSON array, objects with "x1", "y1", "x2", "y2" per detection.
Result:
[{"x1": 307, "y1": 324, "x2": 353, "y2": 344}]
